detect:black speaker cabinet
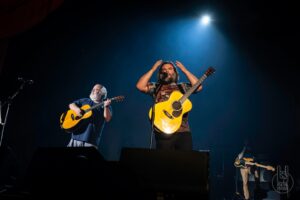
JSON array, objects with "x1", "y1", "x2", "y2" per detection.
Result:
[
  {"x1": 25, "y1": 147, "x2": 114, "y2": 197},
  {"x1": 120, "y1": 148, "x2": 209, "y2": 199}
]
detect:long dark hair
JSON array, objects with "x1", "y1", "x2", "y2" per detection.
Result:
[{"x1": 157, "y1": 61, "x2": 179, "y2": 83}]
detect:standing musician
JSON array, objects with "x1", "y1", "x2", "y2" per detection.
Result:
[
  {"x1": 234, "y1": 145, "x2": 260, "y2": 200},
  {"x1": 66, "y1": 84, "x2": 112, "y2": 149},
  {"x1": 136, "y1": 60, "x2": 203, "y2": 150}
]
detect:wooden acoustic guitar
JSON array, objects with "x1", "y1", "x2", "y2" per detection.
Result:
[
  {"x1": 60, "y1": 96, "x2": 124, "y2": 132},
  {"x1": 148, "y1": 67, "x2": 215, "y2": 134}
]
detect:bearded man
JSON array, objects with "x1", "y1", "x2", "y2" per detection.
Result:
[
  {"x1": 67, "y1": 84, "x2": 112, "y2": 149},
  {"x1": 136, "y1": 60, "x2": 202, "y2": 150}
]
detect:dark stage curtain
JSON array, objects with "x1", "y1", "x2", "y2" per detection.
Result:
[{"x1": 0, "y1": 0, "x2": 64, "y2": 73}]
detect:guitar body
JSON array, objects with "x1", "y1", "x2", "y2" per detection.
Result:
[
  {"x1": 234, "y1": 157, "x2": 254, "y2": 168},
  {"x1": 60, "y1": 104, "x2": 93, "y2": 132},
  {"x1": 147, "y1": 67, "x2": 215, "y2": 134},
  {"x1": 148, "y1": 91, "x2": 192, "y2": 134}
]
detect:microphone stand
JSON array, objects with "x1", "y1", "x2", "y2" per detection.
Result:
[
  {"x1": 149, "y1": 83, "x2": 162, "y2": 149},
  {"x1": 0, "y1": 82, "x2": 27, "y2": 148}
]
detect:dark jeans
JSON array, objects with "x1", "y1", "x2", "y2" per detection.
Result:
[{"x1": 154, "y1": 131, "x2": 192, "y2": 150}]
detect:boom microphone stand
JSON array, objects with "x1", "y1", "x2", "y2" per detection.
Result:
[{"x1": 0, "y1": 80, "x2": 31, "y2": 148}]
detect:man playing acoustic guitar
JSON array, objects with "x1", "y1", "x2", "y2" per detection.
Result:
[
  {"x1": 136, "y1": 60, "x2": 203, "y2": 150},
  {"x1": 65, "y1": 84, "x2": 112, "y2": 148}
]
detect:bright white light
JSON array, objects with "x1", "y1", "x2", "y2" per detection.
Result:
[{"x1": 201, "y1": 15, "x2": 211, "y2": 25}]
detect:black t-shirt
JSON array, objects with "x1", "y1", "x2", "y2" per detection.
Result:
[{"x1": 71, "y1": 98, "x2": 112, "y2": 146}]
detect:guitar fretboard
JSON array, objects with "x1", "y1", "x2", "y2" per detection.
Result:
[
  {"x1": 179, "y1": 74, "x2": 207, "y2": 104},
  {"x1": 84, "y1": 97, "x2": 120, "y2": 113}
]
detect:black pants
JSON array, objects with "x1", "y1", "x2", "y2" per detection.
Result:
[{"x1": 154, "y1": 131, "x2": 192, "y2": 150}]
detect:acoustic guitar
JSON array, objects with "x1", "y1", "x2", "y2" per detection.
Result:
[
  {"x1": 148, "y1": 67, "x2": 215, "y2": 134},
  {"x1": 60, "y1": 96, "x2": 124, "y2": 132},
  {"x1": 234, "y1": 157, "x2": 275, "y2": 171}
]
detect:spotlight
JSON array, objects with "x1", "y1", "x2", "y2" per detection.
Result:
[{"x1": 200, "y1": 15, "x2": 211, "y2": 25}]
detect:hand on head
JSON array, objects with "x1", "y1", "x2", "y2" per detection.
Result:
[
  {"x1": 151, "y1": 59, "x2": 163, "y2": 71},
  {"x1": 175, "y1": 60, "x2": 187, "y2": 72}
]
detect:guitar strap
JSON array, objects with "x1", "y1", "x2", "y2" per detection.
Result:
[
  {"x1": 177, "y1": 83, "x2": 187, "y2": 94},
  {"x1": 153, "y1": 83, "x2": 162, "y2": 100},
  {"x1": 153, "y1": 82, "x2": 186, "y2": 100}
]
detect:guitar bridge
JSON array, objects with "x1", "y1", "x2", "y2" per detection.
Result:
[{"x1": 163, "y1": 110, "x2": 174, "y2": 119}]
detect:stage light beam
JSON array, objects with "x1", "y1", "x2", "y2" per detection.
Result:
[{"x1": 200, "y1": 15, "x2": 211, "y2": 25}]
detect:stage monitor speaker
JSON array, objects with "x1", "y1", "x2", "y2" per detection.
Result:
[
  {"x1": 25, "y1": 147, "x2": 113, "y2": 197},
  {"x1": 120, "y1": 148, "x2": 209, "y2": 199}
]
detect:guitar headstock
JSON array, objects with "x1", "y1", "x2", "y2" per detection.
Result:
[
  {"x1": 111, "y1": 96, "x2": 125, "y2": 102},
  {"x1": 205, "y1": 66, "x2": 216, "y2": 77}
]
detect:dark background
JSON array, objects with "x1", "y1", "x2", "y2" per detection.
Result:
[{"x1": 0, "y1": 0, "x2": 299, "y2": 198}]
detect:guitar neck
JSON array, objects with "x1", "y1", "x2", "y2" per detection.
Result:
[
  {"x1": 179, "y1": 74, "x2": 207, "y2": 104},
  {"x1": 84, "y1": 97, "x2": 118, "y2": 113},
  {"x1": 254, "y1": 163, "x2": 269, "y2": 169},
  {"x1": 245, "y1": 161, "x2": 274, "y2": 171},
  {"x1": 85, "y1": 102, "x2": 104, "y2": 113}
]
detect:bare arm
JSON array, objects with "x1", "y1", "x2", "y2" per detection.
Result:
[
  {"x1": 176, "y1": 61, "x2": 203, "y2": 92},
  {"x1": 103, "y1": 99, "x2": 112, "y2": 122},
  {"x1": 136, "y1": 60, "x2": 162, "y2": 93}
]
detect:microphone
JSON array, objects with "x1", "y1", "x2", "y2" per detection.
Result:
[
  {"x1": 18, "y1": 77, "x2": 34, "y2": 84},
  {"x1": 159, "y1": 72, "x2": 168, "y2": 80}
]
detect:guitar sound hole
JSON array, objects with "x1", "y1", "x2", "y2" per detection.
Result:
[
  {"x1": 72, "y1": 114, "x2": 81, "y2": 120},
  {"x1": 172, "y1": 110, "x2": 182, "y2": 118},
  {"x1": 172, "y1": 101, "x2": 182, "y2": 111}
]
